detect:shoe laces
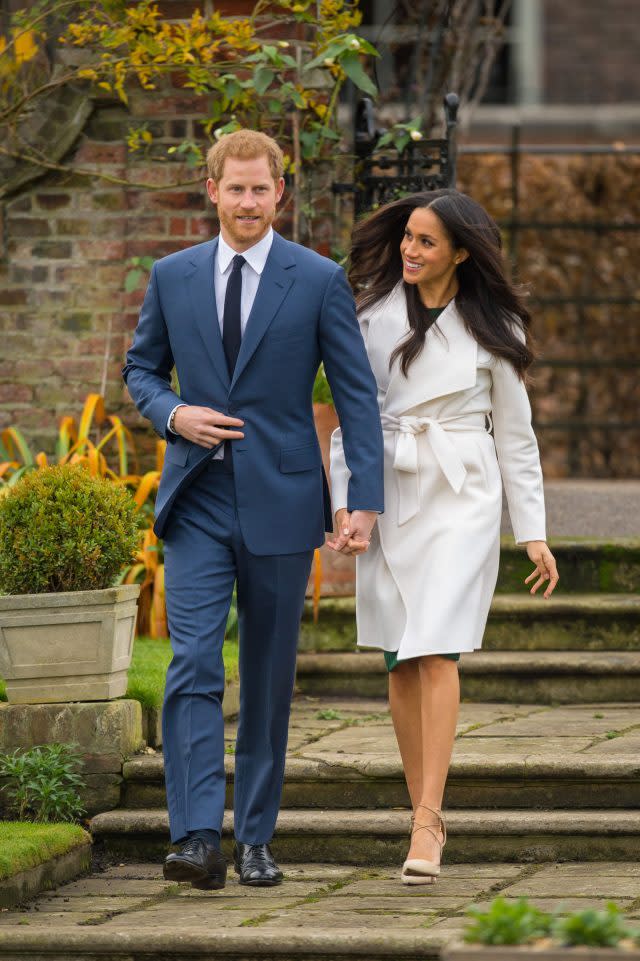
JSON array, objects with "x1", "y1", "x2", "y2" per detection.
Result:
[
  {"x1": 181, "y1": 837, "x2": 206, "y2": 857},
  {"x1": 248, "y1": 844, "x2": 270, "y2": 862}
]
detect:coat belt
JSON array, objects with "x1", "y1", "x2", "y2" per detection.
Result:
[{"x1": 380, "y1": 412, "x2": 490, "y2": 525}]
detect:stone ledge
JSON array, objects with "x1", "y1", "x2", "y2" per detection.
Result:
[
  {"x1": 0, "y1": 700, "x2": 143, "y2": 759},
  {"x1": 296, "y1": 651, "x2": 640, "y2": 676},
  {"x1": 90, "y1": 808, "x2": 640, "y2": 865},
  {"x1": 0, "y1": 836, "x2": 91, "y2": 909},
  {"x1": 90, "y1": 806, "x2": 640, "y2": 836},
  {"x1": 0, "y1": 700, "x2": 143, "y2": 818},
  {"x1": 0, "y1": 926, "x2": 443, "y2": 958}
]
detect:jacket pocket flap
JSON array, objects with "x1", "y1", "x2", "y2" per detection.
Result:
[
  {"x1": 163, "y1": 437, "x2": 190, "y2": 467},
  {"x1": 280, "y1": 443, "x2": 321, "y2": 473}
]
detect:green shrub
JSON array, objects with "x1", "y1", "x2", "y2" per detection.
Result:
[
  {"x1": 464, "y1": 897, "x2": 553, "y2": 945},
  {"x1": 0, "y1": 744, "x2": 85, "y2": 823},
  {"x1": 0, "y1": 464, "x2": 139, "y2": 594},
  {"x1": 553, "y1": 902, "x2": 632, "y2": 948}
]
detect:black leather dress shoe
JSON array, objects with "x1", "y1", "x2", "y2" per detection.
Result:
[
  {"x1": 163, "y1": 837, "x2": 227, "y2": 890},
  {"x1": 233, "y1": 842, "x2": 283, "y2": 886}
]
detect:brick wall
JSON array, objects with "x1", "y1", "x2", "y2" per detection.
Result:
[
  {"x1": 543, "y1": 0, "x2": 640, "y2": 104},
  {"x1": 0, "y1": 80, "x2": 339, "y2": 462}
]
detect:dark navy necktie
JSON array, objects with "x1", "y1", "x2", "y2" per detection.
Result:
[
  {"x1": 222, "y1": 254, "x2": 245, "y2": 377},
  {"x1": 222, "y1": 254, "x2": 245, "y2": 470}
]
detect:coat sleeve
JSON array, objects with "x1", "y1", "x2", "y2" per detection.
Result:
[
  {"x1": 121, "y1": 263, "x2": 182, "y2": 440},
  {"x1": 490, "y1": 352, "x2": 546, "y2": 545},
  {"x1": 329, "y1": 304, "x2": 376, "y2": 515},
  {"x1": 319, "y1": 270, "x2": 384, "y2": 515}
]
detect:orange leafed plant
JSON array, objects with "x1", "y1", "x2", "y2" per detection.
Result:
[{"x1": 0, "y1": 393, "x2": 167, "y2": 637}]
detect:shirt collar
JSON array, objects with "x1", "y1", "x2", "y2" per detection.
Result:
[{"x1": 217, "y1": 228, "x2": 274, "y2": 276}]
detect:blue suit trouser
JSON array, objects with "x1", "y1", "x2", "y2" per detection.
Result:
[{"x1": 161, "y1": 459, "x2": 314, "y2": 845}]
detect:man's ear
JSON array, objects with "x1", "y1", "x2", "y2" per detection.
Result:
[
  {"x1": 275, "y1": 177, "x2": 285, "y2": 203},
  {"x1": 206, "y1": 178, "x2": 219, "y2": 204}
]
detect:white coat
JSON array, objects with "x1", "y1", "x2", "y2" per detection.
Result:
[{"x1": 330, "y1": 283, "x2": 546, "y2": 660}]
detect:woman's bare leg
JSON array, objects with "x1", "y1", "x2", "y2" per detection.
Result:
[
  {"x1": 388, "y1": 659, "x2": 423, "y2": 810},
  {"x1": 409, "y1": 655, "x2": 460, "y2": 864}
]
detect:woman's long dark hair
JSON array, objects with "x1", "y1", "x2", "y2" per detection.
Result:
[{"x1": 348, "y1": 189, "x2": 534, "y2": 379}]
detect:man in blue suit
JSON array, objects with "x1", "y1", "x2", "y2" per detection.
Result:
[{"x1": 123, "y1": 130, "x2": 383, "y2": 890}]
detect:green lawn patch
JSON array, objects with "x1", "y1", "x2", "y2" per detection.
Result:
[
  {"x1": 0, "y1": 821, "x2": 89, "y2": 881},
  {"x1": 126, "y1": 636, "x2": 239, "y2": 710}
]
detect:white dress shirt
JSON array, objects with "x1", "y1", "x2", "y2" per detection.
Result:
[{"x1": 167, "y1": 228, "x2": 274, "y2": 451}]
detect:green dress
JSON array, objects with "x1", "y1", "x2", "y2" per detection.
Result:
[{"x1": 382, "y1": 304, "x2": 460, "y2": 674}]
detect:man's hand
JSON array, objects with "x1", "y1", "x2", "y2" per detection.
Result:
[
  {"x1": 327, "y1": 508, "x2": 378, "y2": 555},
  {"x1": 524, "y1": 540, "x2": 559, "y2": 599},
  {"x1": 173, "y1": 405, "x2": 244, "y2": 448}
]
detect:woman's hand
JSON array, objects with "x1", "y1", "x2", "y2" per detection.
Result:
[{"x1": 524, "y1": 541, "x2": 559, "y2": 598}]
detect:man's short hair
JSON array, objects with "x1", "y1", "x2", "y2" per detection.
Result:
[{"x1": 206, "y1": 130, "x2": 285, "y2": 183}]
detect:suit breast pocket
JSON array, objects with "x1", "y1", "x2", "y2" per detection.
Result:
[
  {"x1": 280, "y1": 443, "x2": 322, "y2": 473},
  {"x1": 268, "y1": 325, "x2": 314, "y2": 346}
]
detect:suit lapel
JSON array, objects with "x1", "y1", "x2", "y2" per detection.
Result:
[
  {"x1": 230, "y1": 233, "x2": 296, "y2": 391},
  {"x1": 185, "y1": 238, "x2": 230, "y2": 390},
  {"x1": 382, "y1": 291, "x2": 478, "y2": 416}
]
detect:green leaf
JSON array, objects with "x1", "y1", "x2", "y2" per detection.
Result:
[
  {"x1": 338, "y1": 51, "x2": 377, "y2": 97},
  {"x1": 253, "y1": 66, "x2": 275, "y2": 96},
  {"x1": 124, "y1": 269, "x2": 143, "y2": 293}
]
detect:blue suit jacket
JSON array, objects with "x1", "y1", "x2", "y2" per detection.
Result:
[{"x1": 122, "y1": 232, "x2": 384, "y2": 553}]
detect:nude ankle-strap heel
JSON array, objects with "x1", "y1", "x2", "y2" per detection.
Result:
[{"x1": 401, "y1": 804, "x2": 447, "y2": 885}]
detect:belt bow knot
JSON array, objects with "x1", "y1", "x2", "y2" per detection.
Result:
[{"x1": 380, "y1": 412, "x2": 488, "y2": 525}]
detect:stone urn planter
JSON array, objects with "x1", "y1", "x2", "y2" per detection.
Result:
[
  {"x1": 0, "y1": 465, "x2": 141, "y2": 704},
  {"x1": 0, "y1": 584, "x2": 140, "y2": 703}
]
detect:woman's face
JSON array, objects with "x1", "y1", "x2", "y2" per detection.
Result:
[{"x1": 400, "y1": 206, "x2": 462, "y2": 289}]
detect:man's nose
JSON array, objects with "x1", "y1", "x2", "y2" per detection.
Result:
[{"x1": 240, "y1": 192, "x2": 257, "y2": 208}]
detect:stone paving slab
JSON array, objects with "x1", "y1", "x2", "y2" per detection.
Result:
[
  {"x1": 2, "y1": 861, "x2": 640, "y2": 950},
  {"x1": 284, "y1": 698, "x2": 640, "y2": 763},
  {"x1": 216, "y1": 698, "x2": 640, "y2": 770}
]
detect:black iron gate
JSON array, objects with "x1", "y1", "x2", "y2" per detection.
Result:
[{"x1": 332, "y1": 93, "x2": 459, "y2": 215}]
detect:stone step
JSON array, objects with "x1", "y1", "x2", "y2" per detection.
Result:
[
  {"x1": 295, "y1": 651, "x2": 640, "y2": 703},
  {"x1": 473, "y1": 539, "x2": 640, "y2": 594},
  {"x1": 121, "y1": 751, "x2": 640, "y2": 811},
  {"x1": 90, "y1": 807, "x2": 640, "y2": 865},
  {"x1": 315, "y1": 537, "x2": 640, "y2": 597},
  {"x1": 300, "y1": 593, "x2": 640, "y2": 652}
]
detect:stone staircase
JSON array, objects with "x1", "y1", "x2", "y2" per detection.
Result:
[
  {"x1": 1, "y1": 535, "x2": 638, "y2": 960},
  {"x1": 297, "y1": 539, "x2": 640, "y2": 703},
  {"x1": 90, "y1": 537, "x2": 640, "y2": 869}
]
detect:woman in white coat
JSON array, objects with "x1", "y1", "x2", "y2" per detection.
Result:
[{"x1": 329, "y1": 190, "x2": 559, "y2": 884}]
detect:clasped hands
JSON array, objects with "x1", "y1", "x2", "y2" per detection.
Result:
[{"x1": 327, "y1": 508, "x2": 377, "y2": 556}]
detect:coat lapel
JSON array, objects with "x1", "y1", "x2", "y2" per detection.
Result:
[
  {"x1": 230, "y1": 233, "x2": 296, "y2": 391},
  {"x1": 185, "y1": 237, "x2": 230, "y2": 390},
  {"x1": 381, "y1": 286, "x2": 478, "y2": 416}
]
